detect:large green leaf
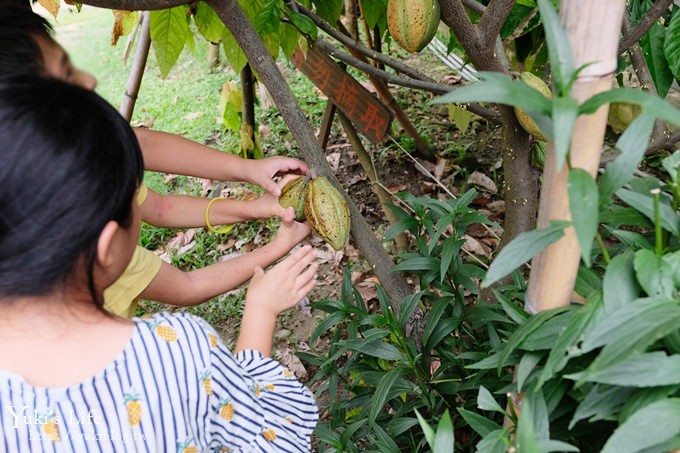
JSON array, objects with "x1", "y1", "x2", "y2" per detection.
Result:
[
  {"x1": 340, "y1": 338, "x2": 404, "y2": 361},
  {"x1": 666, "y1": 9, "x2": 680, "y2": 85},
  {"x1": 433, "y1": 411, "x2": 455, "y2": 453},
  {"x1": 568, "y1": 169, "x2": 598, "y2": 266},
  {"x1": 477, "y1": 429, "x2": 511, "y2": 453},
  {"x1": 602, "y1": 399, "x2": 680, "y2": 453},
  {"x1": 278, "y1": 22, "x2": 300, "y2": 58},
  {"x1": 641, "y1": 20, "x2": 674, "y2": 98},
  {"x1": 602, "y1": 250, "x2": 640, "y2": 313},
  {"x1": 456, "y1": 408, "x2": 502, "y2": 437},
  {"x1": 255, "y1": 0, "x2": 281, "y2": 34},
  {"x1": 312, "y1": 0, "x2": 343, "y2": 24},
  {"x1": 567, "y1": 352, "x2": 680, "y2": 387},
  {"x1": 361, "y1": 0, "x2": 387, "y2": 30},
  {"x1": 616, "y1": 188, "x2": 680, "y2": 235},
  {"x1": 634, "y1": 249, "x2": 676, "y2": 298},
  {"x1": 222, "y1": 28, "x2": 248, "y2": 74},
  {"x1": 194, "y1": 2, "x2": 224, "y2": 43},
  {"x1": 599, "y1": 113, "x2": 656, "y2": 204},
  {"x1": 482, "y1": 221, "x2": 568, "y2": 287},
  {"x1": 477, "y1": 386, "x2": 505, "y2": 414},
  {"x1": 536, "y1": 0, "x2": 573, "y2": 95},
  {"x1": 570, "y1": 385, "x2": 634, "y2": 429},
  {"x1": 150, "y1": 6, "x2": 191, "y2": 77},
  {"x1": 432, "y1": 72, "x2": 552, "y2": 118}
]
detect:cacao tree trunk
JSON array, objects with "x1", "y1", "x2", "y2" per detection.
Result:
[{"x1": 526, "y1": 1, "x2": 626, "y2": 312}]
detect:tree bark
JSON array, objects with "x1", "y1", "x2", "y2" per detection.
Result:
[
  {"x1": 526, "y1": 1, "x2": 626, "y2": 313},
  {"x1": 119, "y1": 11, "x2": 150, "y2": 122}
]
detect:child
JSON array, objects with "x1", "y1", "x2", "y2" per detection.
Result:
[
  {"x1": 0, "y1": 5, "x2": 310, "y2": 317},
  {"x1": 0, "y1": 75, "x2": 319, "y2": 451}
]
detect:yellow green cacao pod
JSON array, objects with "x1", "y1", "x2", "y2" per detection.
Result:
[
  {"x1": 279, "y1": 176, "x2": 308, "y2": 221},
  {"x1": 304, "y1": 176, "x2": 351, "y2": 251},
  {"x1": 387, "y1": 0, "x2": 441, "y2": 53},
  {"x1": 514, "y1": 72, "x2": 552, "y2": 141},
  {"x1": 607, "y1": 102, "x2": 642, "y2": 134}
]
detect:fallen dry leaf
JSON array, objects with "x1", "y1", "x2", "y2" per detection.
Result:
[
  {"x1": 467, "y1": 171, "x2": 498, "y2": 194},
  {"x1": 183, "y1": 112, "x2": 205, "y2": 121},
  {"x1": 166, "y1": 229, "x2": 196, "y2": 249},
  {"x1": 275, "y1": 347, "x2": 308, "y2": 382}
]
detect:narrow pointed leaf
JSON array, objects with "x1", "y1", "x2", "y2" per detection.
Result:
[
  {"x1": 602, "y1": 250, "x2": 639, "y2": 313},
  {"x1": 482, "y1": 221, "x2": 569, "y2": 287},
  {"x1": 665, "y1": 9, "x2": 680, "y2": 79},
  {"x1": 368, "y1": 368, "x2": 402, "y2": 428},
  {"x1": 580, "y1": 88, "x2": 680, "y2": 127},
  {"x1": 552, "y1": 96, "x2": 579, "y2": 169},
  {"x1": 567, "y1": 352, "x2": 680, "y2": 387},
  {"x1": 602, "y1": 399, "x2": 680, "y2": 453},
  {"x1": 568, "y1": 169, "x2": 599, "y2": 266},
  {"x1": 433, "y1": 410, "x2": 455, "y2": 453},
  {"x1": 537, "y1": 0, "x2": 573, "y2": 94},
  {"x1": 478, "y1": 386, "x2": 505, "y2": 414},
  {"x1": 616, "y1": 188, "x2": 680, "y2": 235}
]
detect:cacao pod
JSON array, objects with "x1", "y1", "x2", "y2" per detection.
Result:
[
  {"x1": 304, "y1": 176, "x2": 350, "y2": 251},
  {"x1": 607, "y1": 102, "x2": 641, "y2": 134},
  {"x1": 514, "y1": 72, "x2": 551, "y2": 141},
  {"x1": 387, "y1": 0, "x2": 440, "y2": 53},
  {"x1": 278, "y1": 176, "x2": 308, "y2": 221}
]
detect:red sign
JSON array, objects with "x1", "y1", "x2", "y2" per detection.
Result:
[{"x1": 291, "y1": 45, "x2": 392, "y2": 144}]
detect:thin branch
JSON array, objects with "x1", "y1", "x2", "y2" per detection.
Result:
[
  {"x1": 313, "y1": 38, "x2": 501, "y2": 123},
  {"x1": 439, "y1": 0, "x2": 481, "y2": 53},
  {"x1": 462, "y1": 0, "x2": 485, "y2": 15},
  {"x1": 618, "y1": 0, "x2": 673, "y2": 55},
  {"x1": 503, "y1": 8, "x2": 538, "y2": 44},
  {"x1": 479, "y1": 0, "x2": 516, "y2": 48},
  {"x1": 291, "y1": 1, "x2": 435, "y2": 83},
  {"x1": 78, "y1": 0, "x2": 186, "y2": 9}
]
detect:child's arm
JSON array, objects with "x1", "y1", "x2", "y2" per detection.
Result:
[
  {"x1": 235, "y1": 245, "x2": 318, "y2": 357},
  {"x1": 134, "y1": 128, "x2": 308, "y2": 196},
  {"x1": 138, "y1": 219, "x2": 311, "y2": 306},
  {"x1": 139, "y1": 188, "x2": 294, "y2": 228}
]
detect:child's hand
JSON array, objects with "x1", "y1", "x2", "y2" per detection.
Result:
[
  {"x1": 272, "y1": 217, "x2": 312, "y2": 251},
  {"x1": 251, "y1": 174, "x2": 301, "y2": 222},
  {"x1": 245, "y1": 245, "x2": 318, "y2": 317},
  {"x1": 246, "y1": 157, "x2": 309, "y2": 196}
]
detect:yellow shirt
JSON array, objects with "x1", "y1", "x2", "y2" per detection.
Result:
[
  {"x1": 103, "y1": 245, "x2": 162, "y2": 318},
  {"x1": 103, "y1": 183, "x2": 161, "y2": 318}
]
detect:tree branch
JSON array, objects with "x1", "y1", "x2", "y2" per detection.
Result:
[
  {"x1": 439, "y1": 0, "x2": 481, "y2": 54},
  {"x1": 78, "y1": 0, "x2": 186, "y2": 9},
  {"x1": 618, "y1": 0, "x2": 673, "y2": 55},
  {"x1": 462, "y1": 0, "x2": 485, "y2": 15},
  {"x1": 313, "y1": 38, "x2": 501, "y2": 123},
  {"x1": 292, "y1": 1, "x2": 435, "y2": 83},
  {"x1": 479, "y1": 0, "x2": 515, "y2": 48}
]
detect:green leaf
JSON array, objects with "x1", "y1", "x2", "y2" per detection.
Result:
[
  {"x1": 194, "y1": 2, "x2": 224, "y2": 43},
  {"x1": 288, "y1": 11, "x2": 317, "y2": 41},
  {"x1": 516, "y1": 395, "x2": 540, "y2": 453},
  {"x1": 609, "y1": 229, "x2": 653, "y2": 250},
  {"x1": 415, "y1": 409, "x2": 435, "y2": 449},
  {"x1": 478, "y1": 386, "x2": 505, "y2": 414},
  {"x1": 456, "y1": 408, "x2": 502, "y2": 437},
  {"x1": 340, "y1": 339, "x2": 404, "y2": 361},
  {"x1": 150, "y1": 6, "x2": 190, "y2": 77},
  {"x1": 517, "y1": 352, "x2": 542, "y2": 391},
  {"x1": 570, "y1": 385, "x2": 634, "y2": 429},
  {"x1": 602, "y1": 399, "x2": 680, "y2": 453},
  {"x1": 312, "y1": 0, "x2": 343, "y2": 24},
  {"x1": 600, "y1": 113, "x2": 656, "y2": 203},
  {"x1": 603, "y1": 250, "x2": 640, "y2": 313},
  {"x1": 448, "y1": 104, "x2": 475, "y2": 134},
  {"x1": 552, "y1": 96, "x2": 579, "y2": 169},
  {"x1": 600, "y1": 205, "x2": 653, "y2": 228},
  {"x1": 440, "y1": 238, "x2": 464, "y2": 283},
  {"x1": 433, "y1": 410, "x2": 455, "y2": 453},
  {"x1": 361, "y1": 0, "x2": 387, "y2": 29},
  {"x1": 568, "y1": 169, "x2": 599, "y2": 266},
  {"x1": 537, "y1": 0, "x2": 573, "y2": 95},
  {"x1": 580, "y1": 88, "x2": 680, "y2": 128},
  {"x1": 255, "y1": 0, "x2": 280, "y2": 34},
  {"x1": 397, "y1": 291, "x2": 423, "y2": 327},
  {"x1": 482, "y1": 221, "x2": 568, "y2": 287},
  {"x1": 536, "y1": 440, "x2": 579, "y2": 452},
  {"x1": 477, "y1": 429, "x2": 511, "y2": 453},
  {"x1": 641, "y1": 19, "x2": 674, "y2": 98},
  {"x1": 620, "y1": 385, "x2": 680, "y2": 423},
  {"x1": 496, "y1": 290, "x2": 531, "y2": 324},
  {"x1": 392, "y1": 257, "x2": 440, "y2": 272},
  {"x1": 635, "y1": 249, "x2": 676, "y2": 298},
  {"x1": 368, "y1": 368, "x2": 402, "y2": 428},
  {"x1": 432, "y1": 72, "x2": 552, "y2": 117},
  {"x1": 278, "y1": 22, "x2": 300, "y2": 57},
  {"x1": 568, "y1": 352, "x2": 680, "y2": 387},
  {"x1": 616, "y1": 188, "x2": 680, "y2": 235},
  {"x1": 222, "y1": 28, "x2": 248, "y2": 73}
]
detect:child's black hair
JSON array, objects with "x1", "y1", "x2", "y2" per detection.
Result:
[
  {"x1": 0, "y1": 75, "x2": 144, "y2": 308},
  {"x1": 0, "y1": 3, "x2": 54, "y2": 75}
]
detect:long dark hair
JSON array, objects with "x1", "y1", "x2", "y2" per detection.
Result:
[
  {"x1": 0, "y1": 4, "x2": 54, "y2": 75},
  {"x1": 0, "y1": 75, "x2": 144, "y2": 307}
]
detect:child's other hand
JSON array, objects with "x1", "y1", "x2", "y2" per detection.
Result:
[
  {"x1": 252, "y1": 174, "x2": 301, "y2": 221},
  {"x1": 273, "y1": 217, "x2": 312, "y2": 251},
  {"x1": 247, "y1": 157, "x2": 308, "y2": 196},
  {"x1": 246, "y1": 245, "x2": 318, "y2": 316}
]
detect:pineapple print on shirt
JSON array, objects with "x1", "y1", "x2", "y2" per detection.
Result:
[
  {"x1": 124, "y1": 391, "x2": 142, "y2": 426},
  {"x1": 176, "y1": 436, "x2": 198, "y2": 453},
  {"x1": 41, "y1": 410, "x2": 60, "y2": 442},
  {"x1": 208, "y1": 333, "x2": 218, "y2": 348},
  {"x1": 200, "y1": 370, "x2": 212, "y2": 396},
  {"x1": 147, "y1": 319, "x2": 178, "y2": 342},
  {"x1": 262, "y1": 427, "x2": 277, "y2": 442},
  {"x1": 218, "y1": 398, "x2": 234, "y2": 421}
]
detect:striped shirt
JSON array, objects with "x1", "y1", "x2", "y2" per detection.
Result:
[{"x1": 0, "y1": 312, "x2": 318, "y2": 452}]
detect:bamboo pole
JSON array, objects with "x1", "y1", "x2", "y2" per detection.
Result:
[
  {"x1": 525, "y1": 1, "x2": 626, "y2": 313},
  {"x1": 119, "y1": 11, "x2": 151, "y2": 122}
]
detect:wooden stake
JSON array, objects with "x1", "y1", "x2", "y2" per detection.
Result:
[
  {"x1": 526, "y1": 1, "x2": 626, "y2": 313},
  {"x1": 119, "y1": 11, "x2": 151, "y2": 122}
]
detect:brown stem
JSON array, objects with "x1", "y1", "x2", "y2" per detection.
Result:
[
  {"x1": 618, "y1": 0, "x2": 673, "y2": 55},
  {"x1": 479, "y1": 0, "x2": 516, "y2": 49},
  {"x1": 119, "y1": 11, "x2": 151, "y2": 121},
  {"x1": 78, "y1": 0, "x2": 185, "y2": 9}
]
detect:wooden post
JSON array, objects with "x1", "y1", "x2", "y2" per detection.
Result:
[
  {"x1": 119, "y1": 11, "x2": 151, "y2": 122},
  {"x1": 525, "y1": 1, "x2": 626, "y2": 313}
]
